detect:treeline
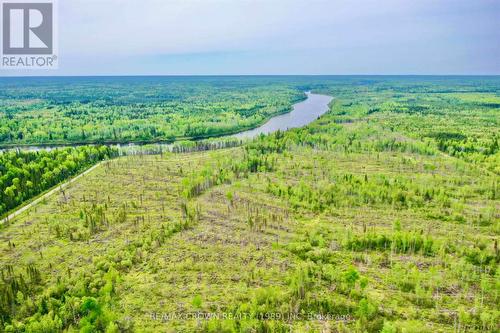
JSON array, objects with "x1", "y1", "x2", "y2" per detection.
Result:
[
  {"x1": 180, "y1": 140, "x2": 277, "y2": 200},
  {"x1": 0, "y1": 146, "x2": 118, "y2": 217},
  {"x1": 0, "y1": 77, "x2": 305, "y2": 146},
  {"x1": 364, "y1": 92, "x2": 500, "y2": 173}
]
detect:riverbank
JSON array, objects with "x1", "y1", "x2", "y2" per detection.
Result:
[
  {"x1": 0, "y1": 92, "x2": 332, "y2": 153},
  {"x1": 0, "y1": 92, "x2": 333, "y2": 223}
]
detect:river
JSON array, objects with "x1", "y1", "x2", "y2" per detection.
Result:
[
  {"x1": 233, "y1": 92, "x2": 333, "y2": 139},
  {"x1": 0, "y1": 92, "x2": 333, "y2": 153}
]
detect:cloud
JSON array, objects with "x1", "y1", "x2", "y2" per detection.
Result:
[
  {"x1": 4, "y1": 0, "x2": 500, "y2": 75},
  {"x1": 60, "y1": 0, "x2": 496, "y2": 55}
]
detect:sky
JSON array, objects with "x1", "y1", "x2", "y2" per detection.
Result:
[{"x1": 2, "y1": 0, "x2": 500, "y2": 76}]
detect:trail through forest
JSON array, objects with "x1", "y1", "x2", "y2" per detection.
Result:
[{"x1": 0, "y1": 161, "x2": 104, "y2": 225}]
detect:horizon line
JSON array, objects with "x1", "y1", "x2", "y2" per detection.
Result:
[{"x1": 1, "y1": 74, "x2": 500, "y2": 78}]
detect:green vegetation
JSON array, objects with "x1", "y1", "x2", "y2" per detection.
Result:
[
  {"x1": 0, "y1": 146, "x2": 118, "y2": 217},
  {"x1": 0, "y1": 77, "x2": 304, "y2": 146},
  {"x1": 0, "y1": 76, "x2": 499, "y2": 332}
]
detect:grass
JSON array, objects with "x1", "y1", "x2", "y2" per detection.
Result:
[
  {"x1": 2, "y1": 143, "x2": 498, "y2": 331},
  {"x1": 1, "y1": 78, "x2": 499, "y2": 332},
  {"x1": 0, "y1": 161, "x2": 106, "y2": 224}
]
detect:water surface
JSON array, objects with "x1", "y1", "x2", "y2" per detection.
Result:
[
  {"x1": 0, "y1": 92, "x2": 333, "y2": 153},
  {"x1": 233, "y1": 92, "x2": 333, "y2": 139}
]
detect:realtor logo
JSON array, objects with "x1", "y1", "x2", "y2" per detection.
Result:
[
  {"x1": 1, "y1": 0, "x2": 58, "y2": 69},
  {"x1": 3, "y1": 2, "x2": 53, "y2": 54}
]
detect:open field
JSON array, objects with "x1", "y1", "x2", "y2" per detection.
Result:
[{"x1": 0, "y1": 76, "x2": 499, "y2": 332}]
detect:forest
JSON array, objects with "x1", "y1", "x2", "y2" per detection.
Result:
[
  {"x1": 0, "y1": 77, "x2": 305, "y2": 146},
  {"x1": 0, "y1": 147, "x2": 118, "y2": 217},
  {"x1": 0, "y1": 76, "x2": 499, "y2": 332}
]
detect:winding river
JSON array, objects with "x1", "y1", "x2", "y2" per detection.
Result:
[
  {"x1": 0, "y1": 92, "x2": 333, "y2": 153},
  {"x1": 0, "y1": 92, "x2": 333, "y2": 223},
  {"x1": 233, "y1": 92, "x2": 333, "y2": 139}
]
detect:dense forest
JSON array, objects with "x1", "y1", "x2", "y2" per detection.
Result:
[
  {"x1": 0, "y1": 147, "x2": 118, "y2": 217},
  {"x1": 0, "y1": 76, "x2": 499, "y2": 332},
  {"x1": 0, "y1": 77, "x2": 305, "y2": 146}
]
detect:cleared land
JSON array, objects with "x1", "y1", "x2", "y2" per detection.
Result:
[{"x1": 0, "y1": 77, "x2": 499, "y2": 332}]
